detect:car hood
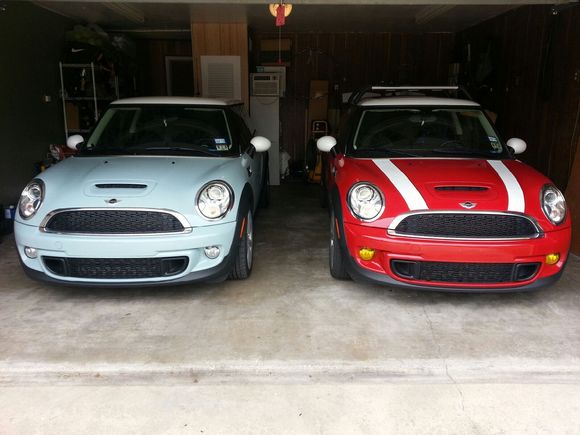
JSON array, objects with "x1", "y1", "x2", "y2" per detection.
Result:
[
  {"x1": 25, "y1": 155, "x2": 245, "y2": 227},
  {"x1": 339, "y1": 157, "x2": 562, "y2": 229}
]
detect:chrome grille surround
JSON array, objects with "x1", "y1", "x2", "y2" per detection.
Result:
[
  {"x1": 40, "y1": 208, "x2": 192, "y2": 236},
  {"x1": 388, "y1": 211, "x2": 543, "y2": 241}
]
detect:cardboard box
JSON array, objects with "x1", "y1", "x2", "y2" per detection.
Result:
[{"x1": 65, "y1": 102, "x2": 80, "y2": 131}]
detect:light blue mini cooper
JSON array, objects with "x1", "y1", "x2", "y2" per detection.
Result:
[{"x1": 15, "y1": 97, "x2": 271, "y2": 286}]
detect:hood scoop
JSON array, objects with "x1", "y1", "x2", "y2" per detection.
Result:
[
  {"x1": 85, "y1": 181, "x2": 155, "y2": 197},
  {"x1": 435, "y1": 186, "x2": 489, "y2": 192},
  {"x1": 95, "y1": 183, "x2": 147, "y2": 189}
]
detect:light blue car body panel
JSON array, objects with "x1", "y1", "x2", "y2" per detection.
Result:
[{"x1": 15, "y1": 153, "x2": 262, "y2": 285}]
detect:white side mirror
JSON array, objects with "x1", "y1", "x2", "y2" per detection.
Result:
[
  {"x1": 507, "y1": 138, "x2": 527, "y2": 155},
  {"x1": 250, "y1": 136, "x2": 271, "y2": 153},
  {"x1": 67, "y1": 134, "x2": 84, "y2": 150},
  {"x1": 317, "y1": 136, "x2": 337, "y2": 153}
]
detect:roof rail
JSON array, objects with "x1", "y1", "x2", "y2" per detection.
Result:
[{"x1": 347, "y1": 85, "x2": 473, "y2": 106}]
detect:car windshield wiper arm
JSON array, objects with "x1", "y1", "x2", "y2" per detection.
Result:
[
  {"x1": 79, "y1": 145, "x2": 128, "y2": 155},
  {"x1": 356, "y1": 148, "x2": 420, "y2": 157},
  {"x1": 432, "y1": 148, "x2": 497, "y2": 158},
  {"x1": 138, "y1": 146, "x2": 218, "y2": 156}
]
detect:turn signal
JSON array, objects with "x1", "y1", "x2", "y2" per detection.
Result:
[
  {"x1": 359, "y1": 248, "x2": 375, "y2": 261},
  {"x1": 545, "y1": 253, "x2": 560, "y2": 265}
]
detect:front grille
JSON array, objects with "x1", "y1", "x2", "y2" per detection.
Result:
[
  {"x1": 44, "y1": 210, "x2": 185, "y2": 234},
  {"x1": 43, "y1": 256, "x2": 188, "y2": 279},
  {"x1": 391, "y1": 260, "x2": 540, "y2": 284},
  {"x1": 392, "y1": 213, "x2": 540, "y2": 239}
]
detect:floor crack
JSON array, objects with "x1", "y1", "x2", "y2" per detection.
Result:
[{"x1": 423, "y1": 306, "x2": 481, "y2": 434}]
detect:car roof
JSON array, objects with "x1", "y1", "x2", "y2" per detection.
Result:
[
  {"x1": 111, "y1": 96, "x2": 243, "y2": 106},
  {"x1": 358, "y1": 96, "x2": 480, "y2": 107}
]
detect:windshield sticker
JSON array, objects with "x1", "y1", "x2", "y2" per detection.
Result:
[
  {"x1": 488, "y1": 136, "x2": 498, "y2": 142},
  {"x1": 490, "y1": 141, "x2": 503, "y2": 152},
  {"x1": 214, "y1": 138, "x2": 227, "y2": 144},
  {"x1": 215, "y1": 144, "x2": 229, "y2": 151}
]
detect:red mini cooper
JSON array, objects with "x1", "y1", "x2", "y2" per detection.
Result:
[{"x1": 317, "y1": 86, "x2": 571, "y2": 292}]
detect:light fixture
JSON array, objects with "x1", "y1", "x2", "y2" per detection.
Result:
[
  {"x1": 269, "y1": 3, "x2": 293, "y2": 18},
  {"x1": 102, "y1": 2, "x2": 145, "y2": 24}
]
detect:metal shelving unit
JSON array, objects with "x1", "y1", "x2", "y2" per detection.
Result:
[{"x1": 59, "y1": 62, "x2": 119, "y2": 139}]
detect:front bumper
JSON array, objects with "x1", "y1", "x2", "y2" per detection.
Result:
[
  {"x1": 341, "y1": 221, "x2": 571, "y2": 292},
  {"x1": 14, "y1": 219, "x2": 238, "y2": 287}
]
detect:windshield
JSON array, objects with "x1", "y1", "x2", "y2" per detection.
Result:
[
  {"x1": 349, "y1": 107, "x2": 509, "y2": 159},
  {"x1": 81, "y1": 105, "x2": 236, "y2": 157}
]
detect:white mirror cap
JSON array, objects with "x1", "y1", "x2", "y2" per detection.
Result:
[
  {"x1": 66, "y1": 134, "x2": 84, "y2": 150},
  {"x1": 317, "y1": 136, "x2": 337, "y2": 153},
  {"x1": 250, "y1": 136, "x2": 271, "y2": 152},
  {"x1": 507, "y1": 138, "x2": 527, "y2": 155}
]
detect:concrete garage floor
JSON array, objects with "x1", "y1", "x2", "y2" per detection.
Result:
[{"x1": 1, "y1": 183, "x2": 580, "y2": 434}]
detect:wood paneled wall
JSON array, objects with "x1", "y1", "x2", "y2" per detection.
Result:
[
  {"x1": 135, "y1": 39, "x2": 192, "y2": 96},
  {"x1": 251, "y1": 32, "x2": 455, "y2": 168},
  {"x1": 457, "y1": 5, "x2": 580, "y2": 192},
  {"x1": 191, "y1": 23, "x2": 249, "y2": 108}
]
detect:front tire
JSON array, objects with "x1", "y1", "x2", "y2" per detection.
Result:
[
  {"x1": 329, "y1": 210, "x2": 349, "y2": 280},
  {"x1": 229, "y1": 209, "x2": 254, "y2": 280}
]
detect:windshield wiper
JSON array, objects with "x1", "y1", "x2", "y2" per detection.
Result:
[
  {"x1": 355, "y1": 148, "x2": 420, "y2": 157},
  {"x1": 432, "y1": 147, "x2": 498, "y2": 158},
  {"x1": 137, "y1": 146, "x2": 219, "y2": 157},
  {"x1": 79, "y1": 145, "x2": 128, "y2": 155}
]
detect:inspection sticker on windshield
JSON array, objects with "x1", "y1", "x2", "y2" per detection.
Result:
[
  {"x1": 215, "y1": 144, "x2": 229, "y2": 151},
  {"x1": 489, "y1": 137, "x2": 502, "y2": 152},
  {"x1": 214, "y1": 138, "x2": 227, "y2": 144}
]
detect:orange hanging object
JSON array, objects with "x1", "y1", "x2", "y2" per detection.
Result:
[{"x1": 276, "y1": 4, "x2": 286, "y2": 26}]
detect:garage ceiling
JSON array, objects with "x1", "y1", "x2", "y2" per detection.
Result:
[{"x1": 35, "y1": 0, "x2": 570, "y2": 35}]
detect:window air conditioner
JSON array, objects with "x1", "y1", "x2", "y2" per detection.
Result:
[{"x1": 251, "y1": 73, "x2": 281, "y2": 96}]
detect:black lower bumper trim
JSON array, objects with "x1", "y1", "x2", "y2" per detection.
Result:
[
  {"x1": 344, "y1": 253, "x2": 566, "y2": 293},
  {"x1": 19, "y1": 251, "x2": 236, "y2": 288}
]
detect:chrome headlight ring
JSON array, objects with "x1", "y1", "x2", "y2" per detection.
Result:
[
  {"x1": 18, "y1": 179, "x2": 45, "y2": 220},
  {"x1": 196, "y1": 181, "x2": 234, "y2": 221},
  {"x1": 347, "y1": 182, "x2": 385, "y2": 222},
  {"x1": 541, "y1": 184, "x2": 567, "y2": 225}
]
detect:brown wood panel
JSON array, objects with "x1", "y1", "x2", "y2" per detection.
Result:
[
  {"x1": 457, "y1": 5, "x2": 580, "y2": 190},
  {"x1": 191, "y1": 23, "x2": 249, "y2": 108},
  {"x1": 135, "y1": 39, "x2": 192, "y2": 96}
]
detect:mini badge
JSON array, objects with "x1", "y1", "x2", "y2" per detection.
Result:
[{"x1": 459, "y1": 201, "x2": 477, "y2": 209}]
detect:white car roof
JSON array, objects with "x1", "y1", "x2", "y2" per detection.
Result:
[
  {"x1": 359, "y1": 97, "x2": 480, "y2": 107},
  {"x1": 111, "y1": 96, "x2": 243, "y2": 106}
]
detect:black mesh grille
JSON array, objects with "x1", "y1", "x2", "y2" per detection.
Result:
[
  {"x1": 391, "y1": 260, "x2": 540, "y2": 284},
  {"x1": 394, "y1": 213, "x2": 539, "y2": 239},
  {"x1": 43, "y1": 256, "x2": 188, "y2": 279},
  {"x1": 45, "y1": 210, "x2": 185, "y2": 234}
]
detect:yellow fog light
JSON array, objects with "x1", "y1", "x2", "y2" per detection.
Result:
[
  {"x1": 545, "y1": 253, "x2": 560, "y2": 265},
  {"x1": 359, "y1": 248, "x2": 375, "y2": 261}
]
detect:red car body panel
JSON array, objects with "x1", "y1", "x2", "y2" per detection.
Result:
[{"x1": 327, "y1": 154, "x2": 572, "y2": 291}]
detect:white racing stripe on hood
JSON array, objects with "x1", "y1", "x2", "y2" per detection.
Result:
[
  {"x1": 373, "y1": 159, "x2": 428, "y2": 211},
  {"x1": 487, "y1": 160, "x2": 525, "y2": 212}
]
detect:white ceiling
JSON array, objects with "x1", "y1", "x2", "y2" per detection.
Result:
[{"x1": 35, "y1": 1, "x2": 569, "y2": 36}]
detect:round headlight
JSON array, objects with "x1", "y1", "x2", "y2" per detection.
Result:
[
  {"x1": 541, "y1": 185, "x2": 566, "y2": 225},
  {"x1": 348, "y1": 182, "x2": 384, "y2": 222},
  {"x1": 196, "y1": 181, "x2": 233, "y2": 220},
  {"x1": 18, "y1": 179, "x2": 45, "y2": 220}
]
